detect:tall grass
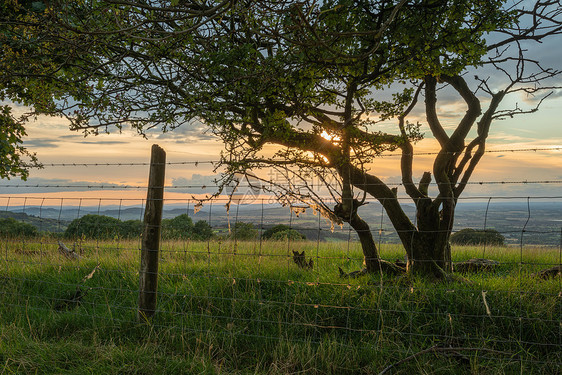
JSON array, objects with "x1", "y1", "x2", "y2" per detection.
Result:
[{"x1": 1, "y1": 238, "x2": 560, "y2": 374}]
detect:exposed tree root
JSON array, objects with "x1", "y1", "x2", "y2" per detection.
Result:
[
  {"x1": 339, "y1": 259, "x2": 406, "y2": 278},
  {"x1": 408, "y1": 260, "x2": 474, "y2": 284}
]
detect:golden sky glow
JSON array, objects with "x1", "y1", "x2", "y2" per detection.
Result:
[{"x1": 1, "y1": 88, "x2": 561, "y2": 205}]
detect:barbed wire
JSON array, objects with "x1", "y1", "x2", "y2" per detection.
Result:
[
  {"x1": 5, "y1": 160, "x2": 218, "y2": 168},
  {"x1": 380, "y1": 146, "x2": 562, "y2": 157},
  {"x1": 1, "y1": 146, "x2": 560, "y2": 168},
  {"x1": 0, "y1": 180, "x2": 561, "y2": 191}
]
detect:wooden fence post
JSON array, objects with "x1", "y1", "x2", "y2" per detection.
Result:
[{"x1": 138, "y1": 144, "x2": 166, "y2": 322}]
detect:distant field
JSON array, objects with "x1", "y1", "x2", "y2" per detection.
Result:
[
  {"x1": 3, "y1": 198, "x2": 562, "y2": 245},
  {"x1": 1, "y1": 239, "x2": 560, "y2": 374}
]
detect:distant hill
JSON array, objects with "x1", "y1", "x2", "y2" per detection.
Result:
[
  {"x1": 0, "y1": 211, "x2": 68, "y2": 233},
  {"x1": 2, "y1": 200, "x2": 560, "y2": 245}
]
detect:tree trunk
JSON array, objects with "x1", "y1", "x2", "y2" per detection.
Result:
[
  {"x1": 333, "y1": 201, "x2": 404, "y2": 275},
  {"x1": 349, "y1": 214, "x2": 404, "y2": 275},
  {"x1": 408, "y1": 232, "x2": 450, "y2": 278},
  {"x1": 406, "y1": 234, "x2": 470, "y2": 283},
  {"x1": 348, "y1": 213, "x2": 380, "y2": 272},
  {"x1": 406, "y1": 206, "x2": 453, "y2": 278},
  {"x1": 335, "y1": 200, "x2": 404, "y2": 275}
]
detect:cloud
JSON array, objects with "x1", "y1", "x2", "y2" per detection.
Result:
[
  {"x1": 58, "y1": 134, "x2": 84, "y2": 140},
  {"x1": 77, "y1": 140, "x2": 130, "y2": 145},
  {"x1": 169, "y1": 173, "x2": 270, "y2": 201},
  {"x1": 170, "y1": 174, "x2": 222, "y2": 194},
  {"x1": 487, "y1": 133, "x2": 530, "y2": 143},
  {"x1": 549, "y1": 89, "x2": 562, "y2": 99},
  {"x1": 23, "y1": 138, "x2": 60, "y2": 148},
  {"x1": 459, "y1": 182, "x2": 562, "y2": 198},
  {"x1": 153, "y1": 122, "x2": 216, "y2": 142},
  {"x1": 57, "y1": 133, "x2": 133, "y2": 145},
  {"x1": 520, "y1": 89, "x2": 562, "y2": 106}
]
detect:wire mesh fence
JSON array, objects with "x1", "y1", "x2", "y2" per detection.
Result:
[{"x1": 1, "y1": 158, "x2": 561, "y2": 372}]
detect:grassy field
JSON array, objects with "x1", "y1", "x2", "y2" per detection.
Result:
[{"x1": 0, "y1": 238, "x2": 560, "y2": 374}]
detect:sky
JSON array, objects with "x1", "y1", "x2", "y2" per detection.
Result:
[
  {"x1": 1, "y1": 87, "x2": 559, "y2": 209},
  {"x1": 1, "y1": 12, "x2": 561, "y2": 209}
]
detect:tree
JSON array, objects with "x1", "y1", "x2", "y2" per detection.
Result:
[
  {"x1": 0, "y1": 0, "x2": 234, "y2": 177},
  {"x1": 188, "y1": 0, "x2": 561, "y2": 277},
  {"x1": 120, "y1": 220, "x2": 143, "y2": 238},
  {"x1": 0, "y1": 217, "x2": 38, "y2": 238},
  {"x1": 64, "y1": 214, "x2": 140, "y2": 240},
  {"x1": 161, "y1": 215, "x2": 214, "y2": 240},
  {"x1": 0, "y1": 106, "x2": 40, "y2": 179},
  {"x1": 263, "y1": 224, "x2": 306, "y2": 240},
  {"x1": 451, "y1": 228, "x2": 505, "y2": 246},
  {"x1": 1, "y1": 1, "x2": 560, "y2": 277},
  {"x1": 193, "y1": 220, "x2": 214, "y2": 240},
  {"x1": 270, "y1": 229, "x2": 307, "y2": 242},
  {"x1": 0, "y1": 1, "x2": 50, "y2": 179},
  {"x1": 231, "y1": 222, "x2": 258, "y2": 241},
  {"x1": 162, "y1": 214, "x2": 194, "y2": 240}
]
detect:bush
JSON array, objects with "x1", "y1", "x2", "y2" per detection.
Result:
[
  {"x1": 262, "y1": 224, "x2": 290, "y2": 240},
  {"x1": 64, "y1": 215, "x2": 141, "y2": 240},
  {"x1": 162, "y1": 214, "x2": 194, "y2": 239},
  {"x1": 162, "y1": 215, "x2": 213, "y2": 240},
  {"x1": 263, "y1": 224, "x2": 306, "y2": 241},
  {"x1": 193, "y1": 220, "x2": 213, "y2": 240},
  {"x1": 64, "y1": 213, "x2": 213, "y2": 241},
  {"x1": 231, "y1": 222, "x2": 258, "y2": 240},
  {"x1": 270, "y1": 229, "x2": 306, "y2": 241},
  {"x1": 451, "y1": 228, "x2": 505, "y2": 246},
  {"x1": 0, "y1": 217, "x2": 38, "y2": 238}
]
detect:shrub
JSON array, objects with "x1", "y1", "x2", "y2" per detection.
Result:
[
  {"x1": 162, "y1": 214, "x2": 194, "y2": 239},
  {"x1": 451, "y1": 228, "x2": 505, "y2": 246},
  {"x1": 0, "y1": 217, "x2": 38, "y2": 238},
  {"x1": 270, "y1": 229, "x2": 306, "y2": 241},
  {"x1": 231, "y1": 222, "x2": 258, "y2": 240},
  {"x1": 262, "y1": 224, "x2": 291, "y2": 240},
  {"x1": 64, "y1": 215, "x2": 141, "y2": 240},
  {"x1": 120, "y1": 220, "x2": 143, "y2": 238},
  {"x1": 193, "y1": 220, "x2": 213, "y2": 240}
]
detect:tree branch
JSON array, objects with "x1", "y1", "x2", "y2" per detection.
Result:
[{"x1": 424, "y1": 76, "x2": 449, "y2": 146}]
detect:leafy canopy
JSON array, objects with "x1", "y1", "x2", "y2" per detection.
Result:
[
  {"x1": 0, "y1": 217, "x2": 38, "y2": 238},
  {"x1": 64, "y1": 215, "x2": 141, "y2": 240}
]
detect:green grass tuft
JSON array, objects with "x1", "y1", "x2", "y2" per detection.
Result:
[{"x1": 1, "y1": 239, "x2": 560, "y2": 373}]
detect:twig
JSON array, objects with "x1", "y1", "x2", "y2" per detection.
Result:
[
  {"x1": 54, "y1": 263, "x2": 100, "y2": 311},
  {"x1": 82, "y1": 263, "x2": 101, "y2": 282},
  {"x1": 482, "y1": 290, "x2": 492, "y2": 317},
  {"x1": 58, "y1": 241, "x2": 80, "y2": 260}
]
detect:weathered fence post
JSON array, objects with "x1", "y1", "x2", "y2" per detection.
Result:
[{"x1": 138, "y1": 144, "x2": 166, "y2": 322}]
